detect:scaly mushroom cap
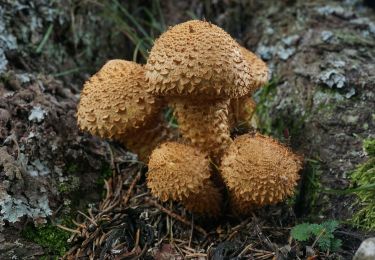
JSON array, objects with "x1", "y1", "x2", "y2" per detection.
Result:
[
  {"x1": 239, "y1": 46, "x2": 269, "y2": 91},
  {"x1": 228, "y1": 47, "x2": 266, "y2": 130},
  {"x1": 77, "y1": 60, "x2": 161, "y2": 139},
  {"x1": 147, "y1": 142, "x2": 222, "y2": 216},
  {"x1": 229, "y1": 96, "x2": 257, "y2": 130},
  {"x1": 146, "y1": 20, "x2": 253, "y2": 99},
  {"x1": 220, "y1": 134, "x2": 302, "y2": 215}
]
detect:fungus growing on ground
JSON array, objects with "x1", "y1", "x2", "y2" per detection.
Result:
[
  {"x1": 77, "y1": 59, "x2": 168, "y2": 161},
  {"x1": 147, "y1": 142, "x2": 222, "y2": 216},
  {"x1": 146, "y1": 20, "x2": 269, "y2": 161},
  {"x1": 76, "y1": 21, "x2": 300, "y2": 218},
  {"x1": 220, "y1": 133, "x2": 302, "y2": 215}
]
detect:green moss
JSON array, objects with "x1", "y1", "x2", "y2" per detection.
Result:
[
  {"x1": 294, "y1": 159, "x2": 323, "y2": 217},
  {"x1": 22, "y1": 222, "x2": 71, "y2": 256},
  {"x1": 349, "y1": 138, "x2": 375, "y2": 230},
  {"x1": 364, "y1": 138, "x2": 375, "y2": 156},
  {"x1": 335, "y1": 30, "x2": 374, "y2": 47},
  {"x1": 66, "y1": 163, "x2": 79, "y2": 175}
]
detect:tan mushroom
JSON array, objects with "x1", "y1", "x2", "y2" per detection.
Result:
[
  {"x1": 146, "y1": 20, "x2": 265, "y2": 162},
  {"x1": 239, "y1": 46, "x2": 269, "y2": 90},
  {"x1": 228, "y1": 47, "x2": 268, "y2": 131},
  {"x1": 77, "y1": 59, "x2": 168, "y2": 162},
  {"x1": 147, "y1": 142, "x2": 222, "y2": 216},
  {"x1": 220, "y1": 133, "x2": 302, "y2": 215}
]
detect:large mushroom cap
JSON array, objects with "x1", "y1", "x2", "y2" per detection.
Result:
[
  {"x1": 146, "y1": 20, "x2": 253, "y2": 99},
  {"x1": 220, "y1": 133, "x2": 302, "y2": 214},
  {"x1": 77, "y1": 60, "x2": 161, "y2": 139},
  {"x1": 147, "y1": 142, "x2": 222, "y2": 216}
]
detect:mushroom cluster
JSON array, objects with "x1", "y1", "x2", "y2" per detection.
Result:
[{"x1": 77, "y1": 20, "x2": 302, "y2": 216}]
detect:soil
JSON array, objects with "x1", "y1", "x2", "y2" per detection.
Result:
[{"x1": 0, "y1": 0, "x2": 374, "y2": 259}]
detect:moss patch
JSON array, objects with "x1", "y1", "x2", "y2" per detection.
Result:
[
  {"x1": 22, "y1": 222, "x2": 71, "y2": 257},
  {"x1": 294, "y1": 159, "x2": 323, "y2": 217},
  {"x1": 350, "y1": 138, "x2": 375, "y2": 230},
  {"x1": 363, "y1": 138, "x2": 375, "y2": 156}
]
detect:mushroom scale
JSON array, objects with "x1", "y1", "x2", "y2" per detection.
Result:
[
  {"x1": 77, "y1": 59, "x2": 166, "y2": 161},
  {"x1": 220, "y1": 133, "x2": 302, "y2": 215},
  {"x1": 147, "y1": 142, "x2": 222, "y2": 216}
]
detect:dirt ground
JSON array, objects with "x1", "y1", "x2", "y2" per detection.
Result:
[{"x1": 0, "y1": 0, "x2": 374, "y2": 259}]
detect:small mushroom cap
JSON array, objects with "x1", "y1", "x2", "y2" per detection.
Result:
[
  {"x1": 239, "y1": 46, "x2": 269, "y2": 92},
  {"x1": 220, "y1": 133, "x2": 302, "y2": 214},
  {"x1": 77, "y1": 60, "x2": 161, "y2": 139},
  {"x1": 147, "y1": 142, "x2": 212, "y2": 201},
  {"x1": 146, "y1": 20, "x2": 253, "y2": 99},
  {"x1": 147, "y1": 142, "x2": 221, "y2": 216}
]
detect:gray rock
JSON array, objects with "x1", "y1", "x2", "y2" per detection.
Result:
[
  {"x1": 321, "y1": 30, "x2": 334, "y2": 42},
  {"x1": 28, "y1": 106, "x2": 47, "y2": 122},
  {"x1": 354, "y1": 238, "x2": 375, "y2": 260},
  {"x1": 316, "y1": 69, "x2": 346, "y2": 88},
  {"x1": 276, "y1": 46, "x2": 296, "y2": 61},
  {"x1": 256, "y1": 44, "x2": 275, "y2": 61}
]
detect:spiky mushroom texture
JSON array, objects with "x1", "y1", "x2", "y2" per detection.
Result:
[
  {"x1": 77, "y1": 59, "x2": 167, "y2": 162},
  {"x1": 145, "y1": 20, "x2": 264, "y2": 162},
  {"x1": 239, "y1": 46, "x2": 269, "y2": 90},
  {"x1": 220, "y1": 133, "x2": 302, "y2": 215},
  {"x1": 228, "y1": 47, "x2": 269, "y2": 131},
  {"x1": 147, "y1": 142, "x2": 222, "y2": 216}
]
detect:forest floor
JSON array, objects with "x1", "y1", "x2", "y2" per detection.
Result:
[{"x1": 0, "y1": 0, "x2": 374, "y2": 259}]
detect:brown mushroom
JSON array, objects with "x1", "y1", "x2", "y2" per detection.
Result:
[
  {"x1": 147, "y1": 142, "x2": 222, "y2": 216},
  {"x1": 228, "y1": 47, "x2": 268, "y2": 131},
  {"x1": 77, "y1": 59, "x2": 168, "y2": 161},
  {"x1": 146, "y1": 20, "x2": 263, "y2": 162},
  {"x1": 239, "y1": 46, "x2": 269, "y2": 90},
  {"x1": 220, "y1": 133, "x2": 302, "y2": 215}
]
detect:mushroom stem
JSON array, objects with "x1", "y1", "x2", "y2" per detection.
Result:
[{"x1": 170, "y1": 98, "x2": 232, "y2": 162}]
